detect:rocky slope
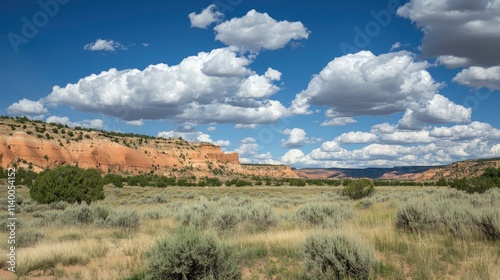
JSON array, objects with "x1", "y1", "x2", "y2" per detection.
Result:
[
  {"x1": 404, "y1": 159, "x2": 500, "y2": 181},
  {"x1": 0, "y1": 117, "x2": 297, "y2": 178}
]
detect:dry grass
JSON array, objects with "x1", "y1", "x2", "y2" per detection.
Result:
[{"x1": 1, "y1": 184, "x2": 499, "y2": 279}]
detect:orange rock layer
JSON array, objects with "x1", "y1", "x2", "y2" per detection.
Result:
[{"x1": 0, "y1": 131, "x2": 297, "y2": 178}]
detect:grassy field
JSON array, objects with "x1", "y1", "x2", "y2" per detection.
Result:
[{"x1": 1, "y1": 184, "x2": 499, "y2": 279}]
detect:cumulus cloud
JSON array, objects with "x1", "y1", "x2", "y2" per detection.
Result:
[
  {"x1": 321, "y1": 117, "x2": 357, "y2": 127},
  {"x1": 7, "y1": 98, "x2": 48, "y2": 115},
  {"x1": 397, "y1": 0, "x2": 500, "y2": 67},
  {"x1": 291, "y1": 51, "x2": 470, "y2": 128},
  {"x1": 241, "y1": 137, "x2": 256, "y2": 143},
  {"x1": 283, "y1": 121, "x2": 500, "y2": 168},
  {"x1": 188, "y1": 5, "x2": 223, "y2": 29},
  {"x1": 335, "y1": 132, "x2": 377, "y2": 144},
  {"x1": 157, "y1": 130, "x2": 230, "y2": 146},
  {"x1": 235, "y1": 124, "x2": 259, "y2": 129},
  {"x1": 46, "y1": 115, "x2": 104, "y2": 129},
  {"x1": 126, "y1": 120, "x2": 144, "y2": 126},
  {"x1": 280, "y1": 128, "x2": 322, "y2": 148},
  {"x1": 236, "y1": 68, "x2": 282, "y2": 98},
  {"x1": 214, "y1": 9, "x2": 309, "y2": 51},
  {"x1": 84, "y1": 39, "x2": 126, "y2": 52},
  {"x1": 36, "y1": 48, "x2": 285, "y2": 125},
  {"x1": 398, "y1": 95, "x2": 472, "y2": 129},
  {"x1": 234, "y1": 143, "x2": 259, "y2": 156},
  {"x1": 201, "y1": 48, "x2": 253, "y2": 77},
  {"x1": 207, "y1": 126, "x2": 216, "y2": 132},
  {"x1": 453, "y1": 66, "x2": 500, "y2": 90}
]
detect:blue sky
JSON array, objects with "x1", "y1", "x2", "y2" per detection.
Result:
[{"x1": 2, "y1": 0, "x2": 500, "y2": 168}]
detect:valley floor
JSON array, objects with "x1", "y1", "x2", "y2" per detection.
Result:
[{"x1": 1, "y1": 184, "x2": 499, "y2": 279}]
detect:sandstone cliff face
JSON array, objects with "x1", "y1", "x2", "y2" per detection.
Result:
[{"x1": 0, "y1": 119, "x2": 297, "y2": 178}]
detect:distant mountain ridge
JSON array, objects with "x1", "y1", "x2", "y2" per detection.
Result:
[
  {"x1": 294, "y1": 166, "x2": 436, "y2": 180},
  {"x1": 295, "y1": 158, "x2": 500, "y2": 181}
]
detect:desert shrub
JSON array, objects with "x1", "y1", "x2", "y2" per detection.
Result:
[
  {"x1": 247, "y1": 202, "x2": 278, "y2": 231},
  {"x1": 30, "y1": 165, "x2": 104, "y2": 204},
  {"x1": 177, "y1": 198, "x2": 211, "y2": 228},
  {"x1": 152, "y1": 195, "x2": 169, "y2": 204},
  {"x1": 177, "y1": 196, "x2": 278, "y2": 233},
  {"x1": 395, "y1": 200, "x2": 440, "y2": 233},
  {"x1": 304, "y1": 233, "x2": 373, "y2": 280},
  {"x1": 342, "y1": 179, "x2": 375, "y2": 200},
  {"x1": 56, "y1": 203, "x2": 139, "y2": 231},
  {"x1": 396, "y1": 192, "x2": 499, "y2": 239},
  {"x1": 49, "y1": 201, "x2": 69, "y2": 210},
  {"x1": 474, "y1": 209, "x2": 500, "y2": 240},
  {"x1": 358, "y1": 198, "x2": 373, "y2": 209},
  {"x1": 107, "y1": 208, "x2": 140, "y2": 231},
  {"x1": 146, "y1": 227, "x2": 241, "y2": 280},
  {"x1": 212, "y1": 207, "x2": 241, "y2": 232},
  {"x1": 295, "y1": 203, "x2": 353, "y2": 227},
  {"x1": 16, "y1": 230, "x2": 44, "y2": 247},
  {"x1": 143, "y1": 209, "x2": 166, "y2": 220}
]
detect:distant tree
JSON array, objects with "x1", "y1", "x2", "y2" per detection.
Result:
[
  {"x1": 342, "y1": 179, "x2": 375, "y2": 200},
  {"x1": 30, "y1": 165, "x2": 104, "y2": 204}
]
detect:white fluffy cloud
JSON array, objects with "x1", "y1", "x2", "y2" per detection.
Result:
[
  {"x1": 453, "y1": 66, "x2": 500, "y2": 90},
  {"x1": 157, "y1": 130, "x2": 230, "y2": 147},
  {"x1": 236, "y1": 68, "x2": 282, "y2": 99},
  {"x1": 126, "y1": 120, "x2": 144, "y2": 126},
  {"x1": 241, "y1": 137, "x2": 256, "y2": 143},
  {"x1": 201, "y1": 48, "x2": 253, "y2": 77},
  {"x1": 281, "y1": 128, "x2": 307, "y2": 148},
  {"x1": 188, "y1": 5, "x2": 223, "y2": 29},
  {"x1": 321, "y1": 117, "x2": 357, "y2": 127},
  {"x1": 283, "y1": 121, "x2": 500, "y2": 168},
  {"x1": 397, "y1": 0, "x2": 500, "y2": 67},
  {"x1": 46, "y1": 115, "x2": 104, "y2": 129},
  {"x1": 280, "y1": 128, "x2": 321, "y2": 148},
  {"x1": 84, "y1": 39, "x2": 125, "y2": 52},
  {"x1": 37, "y1": 48, "x2": 285, "y2": 125},
  {"x1": 7, "y1": 98, "x2": 48, "y2": 115},
  {"x1": 235, "y1": 124, "x2": 258, "y2": 129},
  {"x1": 335, "y1": 132, "x2": 377, "y2": 144},
  {"x1": 214, "y1": 9, "x2": 309, "y2": 51},
  {"x1": 291, "y1": 51, "x2": 471, "y2": 128}
]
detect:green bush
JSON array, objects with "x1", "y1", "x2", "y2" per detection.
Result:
[
  {"x1": 342, "y1": 179, "x2": 375, "y2": 200},
  {"x1": 30, "y1": 165, "x2": 104, "y2": 204},
  {"x1": 304, "y1": 233, "x2": 373, "y2": 280},
  {"x1": 146, "y1": 227, "x2": 241, "y2": 280},
  {"x1": 103, "y1": 174, "x2": 125, "y2": 188}
]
